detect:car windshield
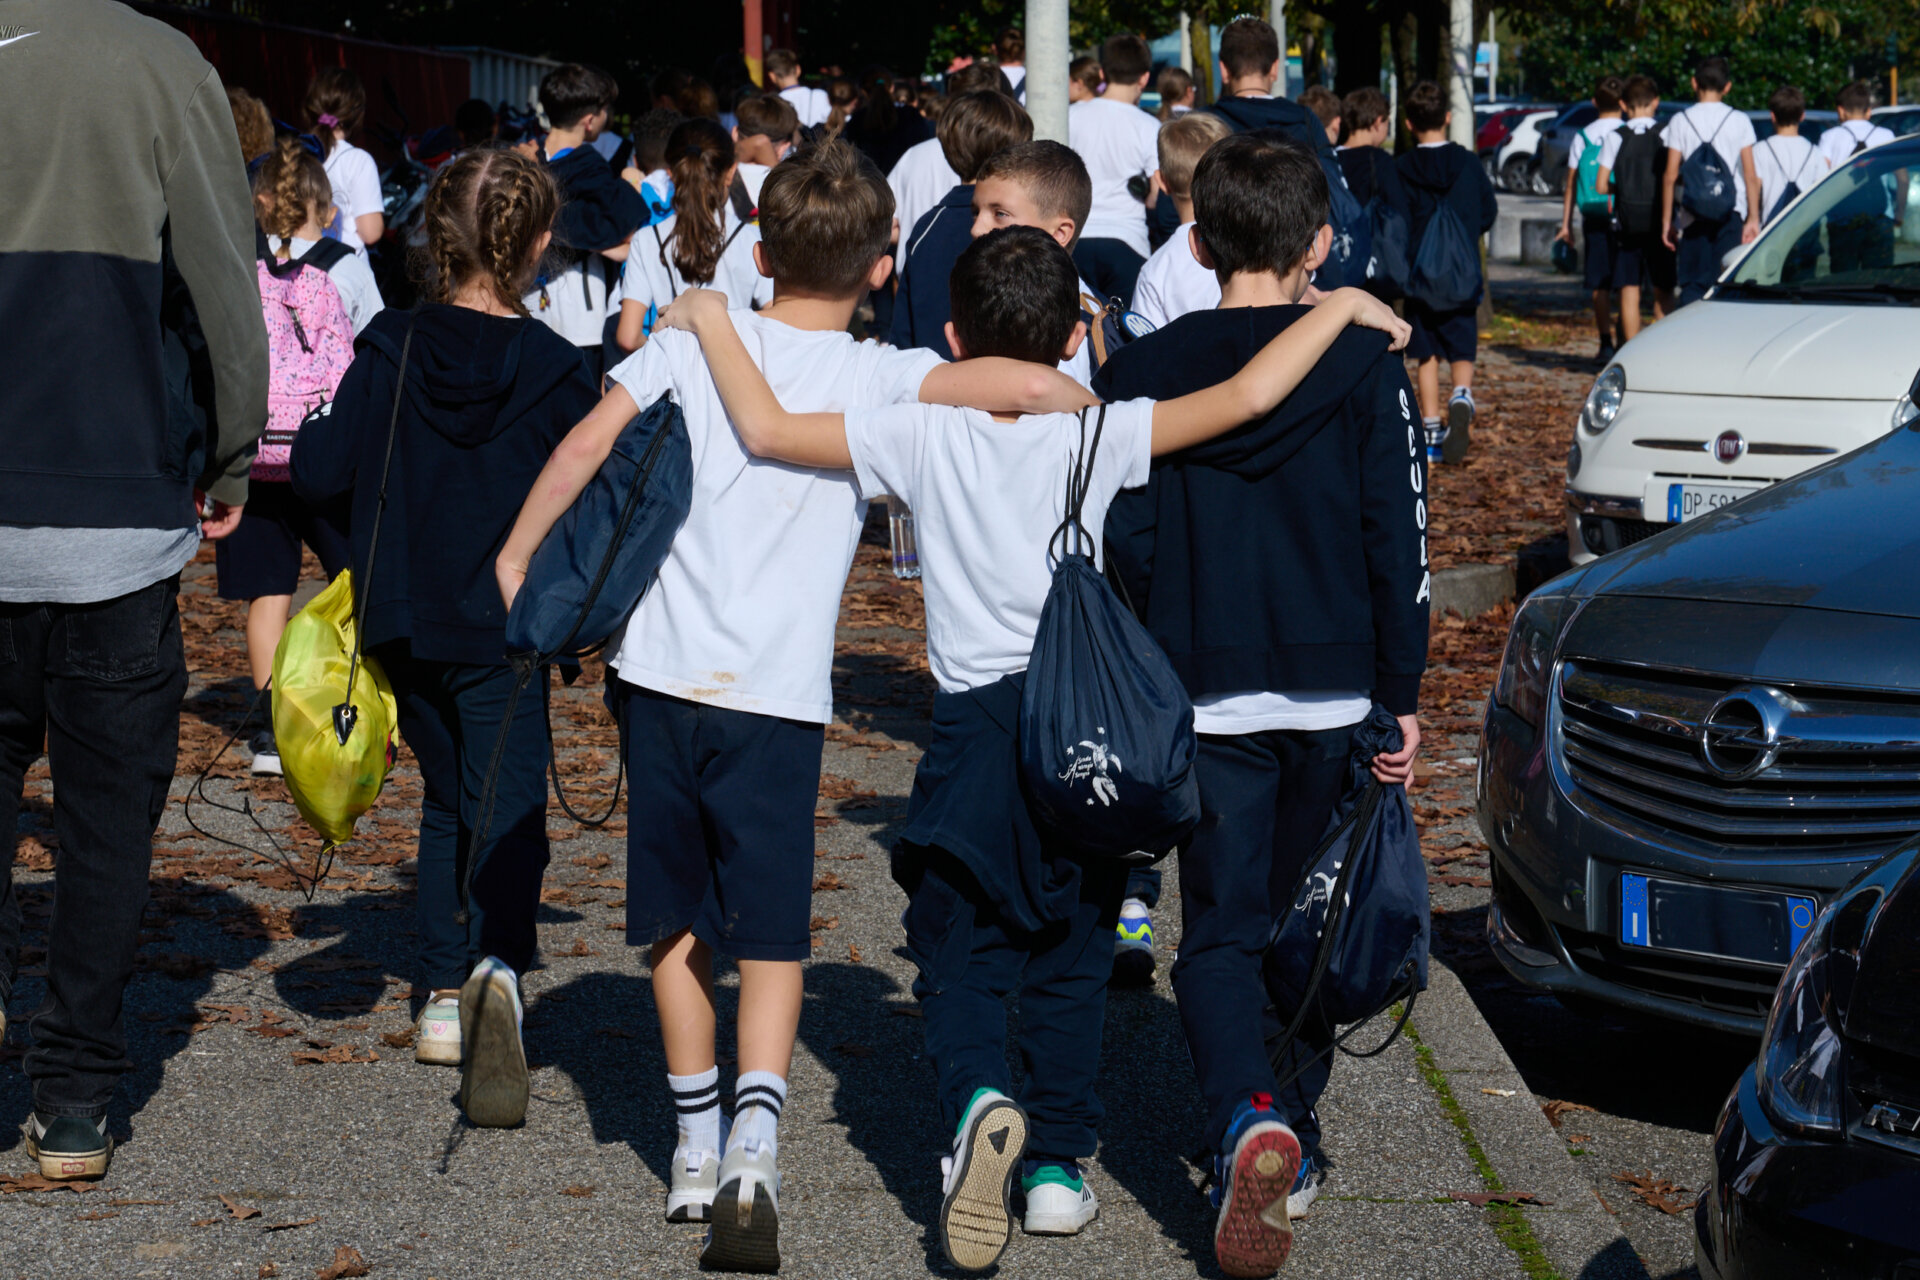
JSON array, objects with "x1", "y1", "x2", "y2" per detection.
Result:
[{"x1": 1723, "y1": 144, "x2": 1920, "y2": 302}]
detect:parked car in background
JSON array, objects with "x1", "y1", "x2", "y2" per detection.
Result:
[
  {"x1": 1478, "y1": 103, "x2": 1552, "y2": 170},
  {"x1": 1492, "y1": 108, "x2": 1559, "y2": 192},
  {"x1": 1870, "y1": 103, "x2": 1920, "y2": 137},
  {"x1": 1565, "y1": 135, "x2": 1920, "y2": 563},
  {"x1": 1747, "y1": 106, "x2": 1837, "y2": 145},
  {"x1": 1694, "y1": 844, "x2": 1920, "y2": 1279},
  {"x1": 1480, "y1": 399, "x2": 1920, "y2": 1036}
]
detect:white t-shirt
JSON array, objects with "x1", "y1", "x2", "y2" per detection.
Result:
[
  {"x1": 622, "y1": 206, "x2": 772, "y2": 316},
  {"x1": 888, "y1": 138, "x2": 962, "y2": 277},
  {"x1": 1596, "y1": 115, "x2": 1661, "y2": 172},
  {"x1": 1820, "y1": 118, "x2": 1895, "y2": 166},
  {"x1": 605, "y1": 314, "x2": 942, "y2": 722},
  {"x1": 844, "y1": 399, "x2": 1154, "y2": 692},
  {"x1": 1192, "y1": 690, "x2": 1372, "y2": 735},
  {"x1": 738, "y1": 161, "x2": 771, "y2": 209},
  {"x1": 1068, "y1": 97, "x2": 1162, "y2": 257},
  {"x1": 272, "y1": 236, "x2": 384, "y2": 335},
  {"x1": 321, "y1": 140, "x2": 383, "y2": 256},
  {"x1": 780, "y1": 84, "x2": 832, "y2": 129},
  {"x1": 1752, "y1": 134, "x2": 1829, "y2": 222},
  {"x1": 1003, "y1": 65, "x2": 1027, "y2": 101},
  {"x1": 1567, "y1": 116, "x2": 1624, "y2": 169},
  {"x1": 524, "y1": 253, "x2": 622, "y2": 348},
  {"x1": 1662, "y1": 103, "x2": 1758, "y2": 220},
  {"x1": 1130, "y1": 223, "x2": 1219, "y2": 329}
]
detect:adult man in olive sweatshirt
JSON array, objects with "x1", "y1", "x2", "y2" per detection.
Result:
[{"x1": 0, "y1": 0, "x2": 267, "y2": 1179}]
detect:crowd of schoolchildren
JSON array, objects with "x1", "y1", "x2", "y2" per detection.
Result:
[
  {"x1": 26, "y1": 16, "x2": 1436, "y2": 1280},
  {"x1": 1551, "y1": 58, "x2": 1905, "y2": 361}
]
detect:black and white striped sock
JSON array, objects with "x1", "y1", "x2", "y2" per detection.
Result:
[
  {"x1": 669, "y1": 1067, "x2": 722, "y2": 1152},
  {"x1": 730, "y1": 1071, "x2": 787, "y2": 1153}
]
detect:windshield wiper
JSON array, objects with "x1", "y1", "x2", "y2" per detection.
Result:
[{"x1": 1780, "y1": 281, "x2": 1920, "y2": 302}]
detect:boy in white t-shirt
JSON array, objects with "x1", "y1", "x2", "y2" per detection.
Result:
[
  {"x1": 1131, "y1": 111, "x2": 1233, "y2": 331},
  {"x1": 658, "y1": 226, "x2": 1408, "y2": 1273},
  {"x1": 1659, "y1": 56, "x2": 1763, "y2": 305},
  {"x1": 1821, "y1": 79, "x2": 1906, "y2": 273},
  {"x1": 1556, "y1": 77, "x2": 1627, "y2": 361},
  {"x1": 967, "y1": 141, "x2": 1101, "y2": 385},
  {"x1": 1596, "y1": 74, "x2": 1677, "y2": 340},
  {"x1": 731, "y1": 93, "x2": 800, "y2": 210},
  {"x1": 1067, "y1": 34, "x2": 1163, "y2": 306},
  {"x1": 1752, "y1": 85, "x2": 1830, "y2": 231},
  {"x1": 766, "y1": 48, "x2": 830, "y2": 129},
  {"x1": 497, "y1": 142, "x2": 1089, "y2": 1274}
]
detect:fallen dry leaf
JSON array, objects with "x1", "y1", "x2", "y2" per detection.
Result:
[
  {"x1": 1445, "y1": 1189, "x2": 1551, "y2": 1207},
  {"x1": 0, "y1": 1172, "x2": 95, "y2": 1195},
  {"x1": 75, "y1": 1210, "x2": 118, "y2": 1220},
  {"x1": 560, "y1": 1184, "x2": 594, "y2": 1198},
  {"x1": 812, "y1": 873, "x2": 848, "y2": 892},
  {"x1": 809, "y1": 915, "x2": 839, "y2": 931},
  {"x1": 191, "y1": 1217, "x2": 221, "y2": 1226},
  {"x1": 219, "y1": 1193, "x2": 261, "y2": 1221},
  {"x1": 315, "y1": 1245, "x2": 370, "y2": 1279},
  {"x1": 1611, "y1": 1170, "x2": 1695, "y2": 1215},
  {"x1": 265, "y1": 1216, "x2": 319, "y2": 1231},
  {"x1": 259, "y1": 1265, "x2": 281, "y2": 1279},
  {"x1": 1541, "y1": 1099, "x2": 1598, "y2": 1129},
  {"x1": 562, "y1": 938, "x2": 598, "y2": 958},
  {"x1": 380, "y1": 1029, "x2": 416, "y2": 1050},
  {"x1": 1481, "y1": 1088, "x2": 1516, "y2": 1098}
]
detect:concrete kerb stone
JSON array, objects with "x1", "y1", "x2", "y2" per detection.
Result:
[
  {"x1": 1412, "y1": 960, "x2": 1652, "y2": 1280},
  {"x1": 1432, "y1": 562, "x2": 1518, "y2": 619}
]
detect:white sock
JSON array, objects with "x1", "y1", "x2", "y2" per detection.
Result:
[
  {"x1": 669, "y1": 1067, "x2": 722, "y2": 1152},
  {"x1": 730, "y1": 1071, "x2": 787, "y2": 1154}
]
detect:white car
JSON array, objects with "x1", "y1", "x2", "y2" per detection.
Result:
[
  {"x1": 1567, "y1": 135, "x2": 1920, "y2": 563},
  {"x1": 1494, "y1": 109, "x2": 1558, "y2": 192}
]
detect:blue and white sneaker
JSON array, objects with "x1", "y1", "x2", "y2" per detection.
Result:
[
  {"x1": 1444, "y1": 388, "x2": 1474, "y2": 464},
  {"x1": 1287, "y1": 1152, "x2": 1322, "y2": 1218},
  {"x1": 458, "y1": 956, "x2": 527, "y2": 1128},
  {"x1": 1424, "y1": 418, "x2": 1447, "y2": 464},
  {"x1": 1112, "y1": 897, "x2": 1155, "y2": 986},
  {"x1": 1209, "y1": 1096, "x2": 1301, "y2": 1278}
]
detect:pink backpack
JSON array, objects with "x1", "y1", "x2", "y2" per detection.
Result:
[{"x1": 255, "y1": 243, "x2": 356, "y2": 482}]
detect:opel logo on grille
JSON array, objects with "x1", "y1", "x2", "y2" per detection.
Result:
[
  {"x1": 1714, "y1": 430, "x2": 1746, "y2": 464},
  {"x1": 1699, "y1": 686, "x2": 1795, "y2": 780}
]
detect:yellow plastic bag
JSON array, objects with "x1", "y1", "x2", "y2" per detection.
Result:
[{"x1": 271, "y1": 570, "x2": 398, "y2": 845}]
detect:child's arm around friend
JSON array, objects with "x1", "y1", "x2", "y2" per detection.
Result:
[{"x1": 657, "y1": 286, "x2": 1410, "y2": 470}]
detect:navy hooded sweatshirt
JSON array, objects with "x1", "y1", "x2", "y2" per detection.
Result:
[
  {"x1": 890, "y1": 184, "x2": 975, "y2": 359},
  {"x1": 290, "y1": 305, "x2": 600, "y2": 666},
  {"x1": 1210, "y1": 95, "x2": 1360, "y2": 288},
  {"x1": 1093, "y1": 306, "x2": 1430, "y2": 716},
  {"x1": 1397, "y1": 142, "x2": 1500, "y2": 299}
]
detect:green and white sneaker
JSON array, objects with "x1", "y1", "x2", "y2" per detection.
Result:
[
  {"x1": 24, "y1": 1112, "x2": 112, "y2": 1181},
  {"x1": 458, "y1": 957, "x2": 527, "y2": 1128},
  {"x1": 1022, "y1": 1161, "x2": 1099, "y2": 1235},
  {"x1": 415, "y1": 989, "x2": 462, "y2": 1065},
  {"x1": 938, "y1": 1088, "x2": 1028, "y2": 1271},
  {"x1": 701, "y1": 1133, "x2": 781, "y2": 1272}
]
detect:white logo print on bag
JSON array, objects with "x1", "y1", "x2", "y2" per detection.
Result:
[{"x1": 1059, "y1": 727, "x2": 1123, "y2": 806}]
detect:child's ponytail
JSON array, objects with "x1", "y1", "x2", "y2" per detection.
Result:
[
  {"x1": 253, "y1": 134, "x2": 333, "y2": 251},
  {"x1": 664, "y1": 118, "x2": 735, "y2": 286},
  {"x1": 302, "y1": 67, "x2": 366, "y2": 157},
  {"x1": 422, "y1": 150, "x2": 560, "y2": 314}
]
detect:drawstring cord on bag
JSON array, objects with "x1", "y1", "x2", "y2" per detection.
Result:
[{"x1": 1046, "y1": 402, "x2": 1108, "y2": 568}]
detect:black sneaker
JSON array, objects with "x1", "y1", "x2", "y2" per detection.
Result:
[
  {"x1": 24, "y1": 1112, "x2": 112, "y2": 1180},
  {"x1": 1443, "y1": 391, "x2": 1474, "y2": 466},
  {"x1": 249, "y1": 728, "x2": 282, "y2": 778},
  {"x1": 1596, "y1": 341, "x2": 1618, "y2": 365}
]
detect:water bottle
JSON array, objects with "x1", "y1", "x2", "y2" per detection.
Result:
[{"x1": 888, "y1": 499, "x2": 920, "y2": 580}]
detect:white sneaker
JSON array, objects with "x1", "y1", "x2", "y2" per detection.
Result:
[
  {"x1": 668, "y1": 1144, "x2": 724, "y2": 1222},
  {"x1": 1287, "y1": 1154, "x2": 1323, "y2": 1219},
  {"x1": 938, "y1": 1089, "x2": 1028, "y2": 1272},
  {"x1": 415, "y1": 990, "x2": 462, "y2": 1065},
  {"x1": 701, "y1": 1136, "x2": 781, "y2": 1272},
  {"x1": 1022, "y1": 1167, "x2": 1099, "y2": 1235},
  {"x1": 458, "y1": 957, "x2": 527, "y2": 1128}
]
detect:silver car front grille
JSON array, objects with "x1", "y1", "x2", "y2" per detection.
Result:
[{"x1": 1557, "y1": 658, "x2": 1920, "y2": 850}]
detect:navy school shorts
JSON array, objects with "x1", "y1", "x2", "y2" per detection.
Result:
[
  {"x1": 1406, "y1": 302, "x2": 1478, "y2": 365},
  {"x1": 1582, "y1": 217, "x2": 1617, "y2": 291},
  {"x1": 214, "y1": 480, "x2": 351, "y2": 601},
  {"x1": 619, "y1": 681, "x2": 824, "y2": 962}
]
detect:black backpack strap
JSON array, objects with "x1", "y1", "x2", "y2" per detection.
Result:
[
  {"x1": 340, "y1": 314, "x2": 416, "y2": 744},
  {"x1": 653, "y1": 224, "x2": 679, "y2": 300},
  {"x1": 298, "y1": 237, "x2": 354, "y2": 273},
  {"x1": 1049, "y1": 402, "x2": 1109, "y2": 564}
]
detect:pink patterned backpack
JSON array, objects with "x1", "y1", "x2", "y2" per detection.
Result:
[{"x1": 255, "y1": 242, "x2": 356, "y2": 481}]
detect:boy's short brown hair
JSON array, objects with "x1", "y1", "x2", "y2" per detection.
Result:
[
  {"x1": 937, "y1": 90, "x2": 1034, "y2": 182},
  {"x1": 1069, "y1": 57, "x2": 1104, "y2": 95},
  {"x1": 948, "y1": 62, "x2": 1015, "y2": 97},
  {"x1": 1298, "y1": 85, "x2": 1340, "y2": 129},
  {"x1": 758, "y1": 139, "x2": 895, "y2": 297},
  {"x1": 735, "y1": 93, "x2": 799, "y2": 142},
  {"x1": 1404, "y1": 80, "x2": 1448, "y2": 133},
  {"x1": 764, "y1": 48, "x2": 801, "y2": 81},
  {"x1": 976, "y1": 140, "x2": 1093, "y2": 244},
  {"x1": 1340, "y1": 87, "x2": 1390, "y2": 138},
  {"x1": 1156, "y1": 111, "x2": 1232, "y2": 198},
  {"x1": 1769, "y1": 85, "x2": 1806, "y2": 125},
  {"x1": 1100, "y1": 34, "x2": 1152, "y2": 87},
  {"x1": 1623, "y1": 74, "x2": 1660, "y2": 110},
  {"x1": 1219, "y1": 17, "x2": 1280, "y2": 80},
  {"x1": 1837, "y1": 79, "x2": 1875, "y2": 114},
  {"x1": 540, "y1": 63, "x2": 618, "y2": 130},
  {"x1": 1593, "y1": 75, "x2": 1626, "y2": 113}
]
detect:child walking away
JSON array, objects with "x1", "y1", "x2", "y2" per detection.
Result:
[
  {"x1": 1132, "y1": 111, "x2": 1234, "y2": 329},
  {"x1": 766, "y1": 48, "x2": 830, "y2": 129},
  {"x1": 497, "y1": 140, "x2": 1088, "y2": 1272},
  {"x1": 731, "y1": 93, "x2": 801, "y2": 209},
  {"x1": 661, "y1": 227, "x2": 1407, "y2": 1274},
  {"x1": 220, "y1": 135, "x2": 362, "y2": 777},
  {"x1": 525, "y1": 63, "x2": 648, "y2": 384},
  {"x1": 303, "y1": 68, "x2": 384, "y2": 256},
  {"x1": 1660, "y1": 56, "x2": 1761, "y2": 307},
  {"x1": 1820, "y1": 80, "x2": 1903, "y2": 274},
  {"x1": 1396, "y1": 80, "x2": 1498, "y2": 464},
  {"x1": 1336, "y1": 88, "x2": 1412, "y2": 303},
  {"x1": 616, "y1": 119, "x2": 773, "y2": 353},
  {"x1": 1557, "y1": 76, "x2": 1627, "y2": 362},
  {"x1": 887, "y1": 64, "x2": 1014, "y2": 273},
  {"x1": 1754, "y1": 86, "x2": 1830, "y2": 230},
  {"x1": 892, "y1": 89, "x2": 1034, "y2": 359},
  {"x1": 1096, "y1": 133, "x2": 1429, "y2": 1277},
  {"x1": 1596, "y1": 75, "x2": 1676, "y2": 341},
  {"x1": 1066, "y1": 34, "x2": 1162, "y2": 307},
  {"x1": 290, "y1": 151, "x2": 598, "y2": 1110}
]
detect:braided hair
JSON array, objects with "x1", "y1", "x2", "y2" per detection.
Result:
[
  {"x1": 422, "y1": 149, "x2": 559, "y2": 314},
  {"x1": 252, "y1": 135, "x2": 333, "y2": 252}
]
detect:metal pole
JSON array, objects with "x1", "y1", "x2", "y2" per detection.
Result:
[
  {"x1": 1269, "y1": 0, "x2": 1288, "y2": 96},
  {"x1": 1179, "y1": 10, "x2": 1193, "y2": 75},
  {"x1": 1026, "y1": 0, "x2": 1069, "y2": 142},
  {"x1": 1447, "y1": 0, "x2": 1474, "y2": 147}
]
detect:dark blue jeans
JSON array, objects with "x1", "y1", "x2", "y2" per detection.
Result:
[
  {"x1": 906, "y1": 847, "x2": 1127, "y2": 1164},
  {"x1": 1676, "y1": 214, "x2": 1743, "y2": 306},
  {"x1": 378, "y1": 648, "x2": 551, "y2": 991},
  {"x1": 1123, "y1": 865, "x2": 1162, "y2": 910},
  {"x1": 0, "y1": 577, "x2": 184, "y2": 1117},
  {"x1": 1170, "y1": 727, "x2": 1351, "y2": 1159}
]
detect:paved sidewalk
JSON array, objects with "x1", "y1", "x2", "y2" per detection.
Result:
[{"x1": 0, "y1": 540, "x2": 1616, "y2": 1280}]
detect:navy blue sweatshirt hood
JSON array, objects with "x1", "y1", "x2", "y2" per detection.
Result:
[
  {"x1": 290, "y1": 305, "x2": 600, "y2": 665},
  {"x1": 1210, "y1": 95, "x2": 1338, "y2": 162}
]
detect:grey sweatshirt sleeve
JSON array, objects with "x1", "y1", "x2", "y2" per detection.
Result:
[{"x1": 159, "y1": 68, "x2": 268, "y2": 508}]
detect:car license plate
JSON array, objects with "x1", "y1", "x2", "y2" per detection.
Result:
[
  {"x1": 1620, "y1": 872, "x2": 1817, "y2": 966},
  {"x1": 1663, "y1": 482, "x2": 1756, "y2": 523}
]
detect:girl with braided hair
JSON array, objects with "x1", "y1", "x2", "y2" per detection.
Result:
[
  {"x1": 289, "y1": 149, "x2": 600, "y2": 1128},
  {"x1": 615, "y1": 117, "x2": 772, "y2": 352}
]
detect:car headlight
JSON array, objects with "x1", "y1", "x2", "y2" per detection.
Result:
[
  {"x1": 1492, "y1": 592, "x2": 1574, "y2": 728},
  {"x1": 1582, "y1": 365, "x2": 1625, "y2": 435},
  {"x1": 1754, "y1": 884, "x2": 1879, "y2": 1139},
  {"x1": 1892, "y1": 392, "x2": 1918, "y2": 432}
]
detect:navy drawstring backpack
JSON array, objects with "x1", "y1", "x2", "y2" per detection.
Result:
[
  {"x1": 1018, "y1": 404, "x2": 1201, "y2": 862},
  {"x1": 1263, "y1": 704, "x2": 1431, "y2": 1083},
  {"x1": 461, "y1": 390, "x2": 692, "y2": 918}
]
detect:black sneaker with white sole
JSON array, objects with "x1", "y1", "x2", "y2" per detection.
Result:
[
  {"x1": 248, "y1": 728, "x2": 282, "y2": 777},
  {"x1": 24, "y1": 1112, "x2": 112, "y2": 1180},
  {"x1": 939, "y1": 1089, "x2": 1029, "y2": 1272},
  {"x1": 1443, "y1": 392, "x2": 1474, "y2": 465}
]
